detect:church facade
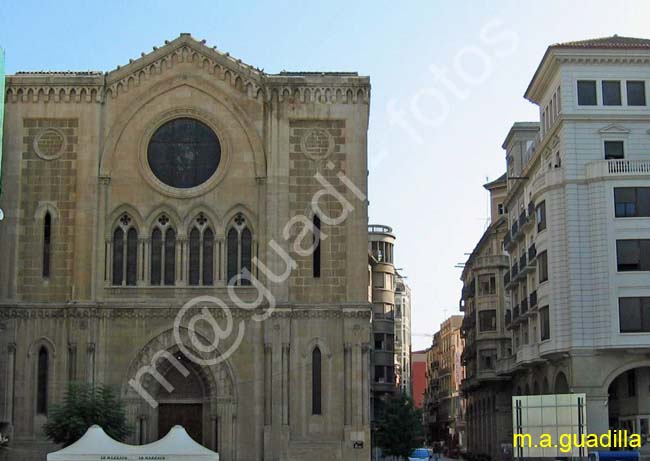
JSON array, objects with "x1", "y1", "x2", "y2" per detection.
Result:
[{"x1": 0, "y1": 34, "x2": 371, "y2": 461}]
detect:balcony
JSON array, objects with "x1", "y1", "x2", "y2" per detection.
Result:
[
  {"x1": 528, "y1": 243, "x2": 537, "y2": 263},
  {"x1": 587, "y1": 159, "x2": 650, "y2": 179},
  {"x1": 529, "y1": 290, "x2": 538, "y2": 309},
  {"x1": 511, "y1": 262, "x2": 519, "y2": 278},
  {"x1": 511, "y1": 221, "x2": 519, "y2": 240},
  {"x1": 474, "y1": 254, "x2": 509, "y2": 269},
  {"x1": 503, "y1": 230, "x2": 513, "y2": 250},
  {"x1": 521, "y1": 298, "x2": 529, "y2": 315}
]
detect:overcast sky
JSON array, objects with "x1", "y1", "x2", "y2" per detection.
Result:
[{"x1": 2, "y1": 0, "x2": 649, "y2": 350}]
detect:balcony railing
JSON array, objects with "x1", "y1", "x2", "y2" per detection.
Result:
[
  {"x1": 528, "y1": 243, "x2": 537, "y2": 262},
  {"x1": 521, "y1": 298, "x2": 529, "y2": 314},
  {"x1": 518, "y1": 211, "x2": 528, "y2": 228},
  {"x1": 511, "y1": 221, "x2": 519, "y2": 238},
  {"x1": 511, "y1": 262, "x2": 519, "y2": 277},
  {"x1": 519, "y1": 253, "x2": 527, "y2": 269},
  {"x1": 587, "y1": 159, "x2": 650, "y2": 178},
  {"x1": 530, "y1": 290, "x2": 537, "y2": 308}
]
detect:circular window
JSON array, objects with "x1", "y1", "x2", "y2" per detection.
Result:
[{"x1": 147, "y1": 118, "x2": 221, "y2": 189}]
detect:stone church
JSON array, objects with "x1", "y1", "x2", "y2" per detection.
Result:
[{"x1": 0, "y1": 34, "x2": 371, "y2": 461}]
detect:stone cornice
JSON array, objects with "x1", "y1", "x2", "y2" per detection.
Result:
[
  {"x1": 4, "y1": 34, "x2": 370, "y2": 105},
  {"x1": 0, "y1": 303, "x2": 371, "y2": 320}
]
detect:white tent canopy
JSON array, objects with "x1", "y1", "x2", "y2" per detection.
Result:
[{"x1": 47, "y1": 424, "x2": 219, "y2": 461}]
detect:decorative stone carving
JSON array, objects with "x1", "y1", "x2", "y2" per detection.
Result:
[
  {"x1": 33, "y1": 128, "x2": 66, "y2": 160},
  {"x1": 300, "y1": 128, "x2": 335, "y2": 161}
]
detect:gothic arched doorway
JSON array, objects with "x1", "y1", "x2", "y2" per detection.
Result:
[{"x1": 156, "y1": 352, "x2": 205, "y2": 444}]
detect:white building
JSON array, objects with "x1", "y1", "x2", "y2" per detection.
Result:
[
  {"x1": 501, "y1": 35, "x2": 650, "y2": 438},
  {"x1": 395, "y1": 274, "x2": 412, "y2": 396}
]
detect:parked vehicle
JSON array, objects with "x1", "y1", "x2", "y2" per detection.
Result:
[{"x1": 409, "y1": 448, "x2": 432, "y2": 460}]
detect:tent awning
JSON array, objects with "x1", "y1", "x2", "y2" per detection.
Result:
[{"x1": 47, "y1": 425, "x2": 219, "y2": 461}]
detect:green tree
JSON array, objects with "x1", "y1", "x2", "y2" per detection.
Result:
[
  {"x1": 375, "y1": 393, "x2": 423, "y2": 459},
  {"x1": 43, "y1": 382, "x2": 132, "y2": 447}
]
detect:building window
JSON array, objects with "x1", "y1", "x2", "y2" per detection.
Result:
[
  {"x1": 577, "y1": 80, "x2": 597, "y2": 105},
  {"x1": 536, "y1": 201, "x2": 546, "y2": 232},
  {"x1": 312, "y1": 347, "x2": 322, "y2": 415},
  {"x1": 150, "y1": 215, "x2": 176, "y2": 286},
  {"x1": 43, "y1": 212, "x2": 52, "y2": 278},
  {"x1": 202, "y1": 228, "x2": 214, "y2": 285},
  {"x1": 497, "y1": 203, "x2": 504, "y2": 215},
  {"x1": 189, "y1": 228, "x2": 201, "y2": 285},
  {"x1": 617, "y1": 240, "x2": 650, "y2": 271},
  {"x1": 188, "y1": 214, "x2": 215, "y2": 286},
  {"x1": 538, "y1": 251, "x2": 548, "y2": 283},
  {"x1": 540, "y1": 306, "x2": 550, "y2": 341},
  {"x1": 226, "y1": 213, "x2": 253, "y2": 286},
  {"x1": 614, "y1": 187, "x2": 650, "y2": 218},
  {"x1": 604, "y1": 141, "x2": 624, "y2": 160},
  {"x1": 372, "y1": 272, "x2": 384, "y2": 288},
  {"x1": 627, "y1": 81, "x2": 646, "y2": 106},
  {"x1": 479, "y1": 349, "x2": 496, "y2": 370},
  {"x1": 619, "y1": 297, "x2": 650, "y2": 333},
  {"x1": 478, "y1": 274, "x2": 496, "y2": 296},
  {"x1": 478, "y1": 310, "x2": 497, "y2": 332},
  {"x1": 112, "y1": 213, "x2": 138, "y2": 286},
  {"x1": 313, "y1": 214, "x2": 321, "y2": 278},
  {"x1": 147, "y1": 118, "x2": 221, "y2": 189},
  {"x1": 37, "y1": 346, "x2": 48, "y2": 414},
  {"x1": 602, "y1": 81, "x2": 622, "y2": 106}
]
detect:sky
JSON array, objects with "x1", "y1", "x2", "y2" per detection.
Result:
[{"x1": 2, "y1": 0, "x2": 650, "y2": 350}]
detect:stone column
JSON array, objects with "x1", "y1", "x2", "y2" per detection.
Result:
[
  {"x1": 4, "y1": 343, "x2": 15, "y2": 424},
  {"x1": 282, "y1": 342, "x2": 290, "y2": 426},
  {"x1": 264, "y1": 343, "x2": 272, "y2": 426},
  {"x1": 86, "y1": 342, "x2": 95, "y2": 384},
  {"x1": 176, "y1": 237, "x2": 185, "y2": 285},
  {"x1": 344, "y1": 343, "x2": 351, "y2": 427}
]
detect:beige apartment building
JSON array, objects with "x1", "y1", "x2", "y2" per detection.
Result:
[
  {"x1": 459, "y1": 174, "x2": 513, "y2": 460},
  {"x1": 0, "y1": 34, "x2": 372, "y2": 461},
  {"x1": 423, "y1": 315, "x2": 464, "y2": 450}
]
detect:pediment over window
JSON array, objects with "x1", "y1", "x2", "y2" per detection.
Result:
[{"x1": 598, "y1": 124, "x2": 630, "y2": 135}]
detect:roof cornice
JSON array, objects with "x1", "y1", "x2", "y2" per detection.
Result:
[
  {"x1": 4, "y1": 33, "x2": 370, "y2": 105},
  {"x1": 525, "y1": 48, "x2": 650, "y2": 104}
]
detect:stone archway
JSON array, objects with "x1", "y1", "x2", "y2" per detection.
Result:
[
  {"x1": 554, "y1": 372, "x2": 569, "y2": 394},
  {"x1": 122, "y1": 328, "x2": 237, "y2": 460},
  {"x1": 607, "y1": 366, "x2": 650, "y2": 438},
  {"x1": 156, "y1": 352, "x2": 206, "y2": 444}
]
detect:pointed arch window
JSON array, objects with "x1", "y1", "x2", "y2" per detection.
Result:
[
  {"x1": 112, "y1": 213, "x2": 138, "y2": 286},
  {"x1": 312, "y1": 347, "x2": 322, "y2": 415},
  {"x1": 150, "y1": 214, "x2": 176, "y2": 286},
  {"x1": 43, "y1": 212, "x2": 52, "y2": 278},
  {"x1": 226, "y1": 213, "x2": 253, "y2": 286},
  {"x1": 188, "y1": 213, "x2": 214, "y2": 286},
  {"x1": 36, "y1": 346, "x2": 48, "y2": 414},
  {"x1": 312, "y1": 214, "x2": 321, "y2": 278}
]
